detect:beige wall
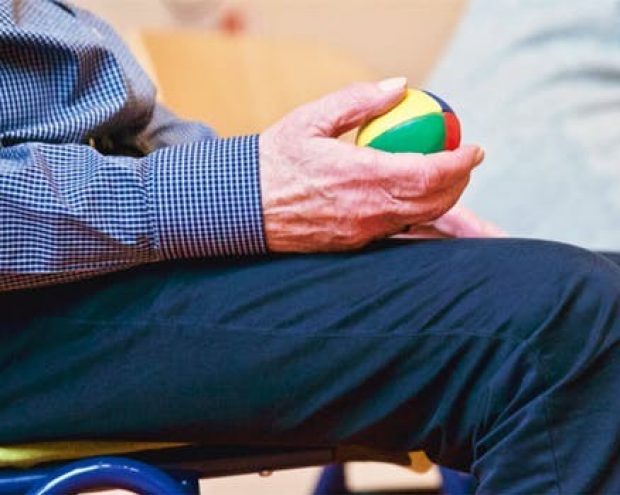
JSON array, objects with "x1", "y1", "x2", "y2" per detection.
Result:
[
  {"x1": 238, "y1": 0, "x2": 467, "y2": 85},
  {"x1": 73, "y1": 0, "x2": 466, "y2": 86}
]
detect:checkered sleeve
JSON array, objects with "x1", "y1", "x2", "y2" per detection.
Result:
[
  {"x1": 0, "y1": 136, "x2": 267, "y2": 292},
  {"x1": 150, "y1": 134, "x2": 267, "y2": 259}
]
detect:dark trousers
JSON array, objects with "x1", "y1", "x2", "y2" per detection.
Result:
[{"x1": 2, "y1": 239, "x2": 620, "y2": 494}]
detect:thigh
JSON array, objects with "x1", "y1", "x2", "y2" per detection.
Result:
[{"x1": 1, "y1": 239, "x2": 616, "y2": 463}]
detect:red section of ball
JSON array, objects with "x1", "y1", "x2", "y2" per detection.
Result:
[{"x1": 443, "y1": 112, "x2": 461, "y2": 151}]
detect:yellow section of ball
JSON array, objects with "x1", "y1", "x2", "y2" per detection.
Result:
[{"x1": 356, "y1": 88, "x2": 442, "y2": 147}]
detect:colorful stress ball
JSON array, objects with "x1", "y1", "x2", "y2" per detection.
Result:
[{"x1": 356, "y1": 88, "x2": 461, "y2": 154}]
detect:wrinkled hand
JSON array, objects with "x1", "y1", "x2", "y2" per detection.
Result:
[
  {"x1": 395, "y1": 204, "x2": 508, "y2": 239},
  {"x1": 259, "y1": 78, "x2": 485, "y2": 253}
]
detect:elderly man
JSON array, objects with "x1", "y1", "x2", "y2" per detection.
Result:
[{"x1": 2, "y1": 1, "x2": 620, "y2": 493}]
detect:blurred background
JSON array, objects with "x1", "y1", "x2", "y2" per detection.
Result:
[
  {"x1": 73, "y1": 0, "x2": 466, "y2": 135},
  {"x1": 74, "y1": 0, "x2": 465, "y2": 84}
]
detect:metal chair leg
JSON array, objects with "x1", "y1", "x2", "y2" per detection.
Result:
[
  {"x1": 439, "y1": 467, "x2": 476, "y2": 495},
  {"x1": 26, "y1": 456, "x2": 192, "y2": 495},
  {"x1": 313, "y1": 464, "x2": 349, "y2": 495}
]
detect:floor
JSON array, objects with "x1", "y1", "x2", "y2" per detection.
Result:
[{"x1": 101, "y1": 463, "x2": 440, "y2": 494}]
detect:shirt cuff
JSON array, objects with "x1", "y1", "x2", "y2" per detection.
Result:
[{"x1": 149, "y1": 134, "x2": 267, "y2": 259}]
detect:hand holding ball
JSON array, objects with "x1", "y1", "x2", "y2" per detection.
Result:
[{"x1": 356, "y1": 88, "x2": 461, "y2": 154}]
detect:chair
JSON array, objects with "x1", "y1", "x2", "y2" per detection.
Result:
[
  {"x1": 0, "y1": 442, "x2": 456, "y2": 494},
  {"x1": 0, "y1": 443, "x2": 475, "y2": 494}
]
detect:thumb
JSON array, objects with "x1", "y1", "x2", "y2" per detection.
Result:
[{"x1": 291, "y1": 77, "x2": 408, "y2": 138}]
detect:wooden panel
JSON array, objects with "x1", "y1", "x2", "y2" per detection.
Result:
[{"x1": 142, "y1": 31, "x2": 375, "y2": 136}]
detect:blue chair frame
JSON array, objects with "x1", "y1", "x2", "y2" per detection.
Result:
[
  {"x1": 0, "y1": 446, "x2": 475, "y2": 494},
  {"x1": 0, "y1": 445, "x2": 337, "y2": 495},
  {"x1": 0, "y1": 457, "x2": 198, "y2": 495}
]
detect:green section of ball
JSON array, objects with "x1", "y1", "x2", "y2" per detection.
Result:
[{"x1": 367, "y1": 113, "x2": 446, "y2": 154}]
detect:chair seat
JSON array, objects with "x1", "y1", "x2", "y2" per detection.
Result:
[
  {"x1": 0, "y1": 441, "x2": 412, "y2": 475},
  {"x1": 0, "y1": 441, "x2": 187, "y2": 469}
]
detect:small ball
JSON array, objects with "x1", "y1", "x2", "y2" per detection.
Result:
[{"x1": 356, "y1": 88, "x2": 461, "y2": 154}]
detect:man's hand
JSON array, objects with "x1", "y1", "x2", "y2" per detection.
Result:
[{"x1": 259, "y1": 78, "x2": 485, "y2": 253}]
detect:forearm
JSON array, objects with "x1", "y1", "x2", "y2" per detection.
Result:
[{"x1": 0, "y1": 136, "x2": 266, "y2": 292}]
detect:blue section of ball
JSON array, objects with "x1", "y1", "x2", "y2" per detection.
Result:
[{"x1": 423, "y1": 90, "x2": 453, "y2": 113}]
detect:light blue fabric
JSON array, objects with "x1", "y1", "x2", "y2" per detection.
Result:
[{"x1": 428, "y1": 0, "x2": 620, "y2": 250}]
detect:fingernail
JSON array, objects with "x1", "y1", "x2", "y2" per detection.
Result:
[
  {"x1": 474, "y1": 147, "x2": 485, "y2": 165},
  {"x1": 378, "y1": 76, "x2": 408, "y2": 92}
]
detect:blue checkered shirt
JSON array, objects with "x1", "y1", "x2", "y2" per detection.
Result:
[{"x1": 0, "y1": 0, "x2": 267, "y2": 291}]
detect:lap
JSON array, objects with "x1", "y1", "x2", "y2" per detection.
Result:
[
  {"x1": 1, "y1": 239, "x2": 618, "y2": 461},
  {"x1": 3, "y1": 238, "x2": 610, "y2": 332}
]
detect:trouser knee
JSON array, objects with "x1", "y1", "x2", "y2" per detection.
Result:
[{"x1": 476, "y1": 240, "x2": 620, "y2": 350}]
